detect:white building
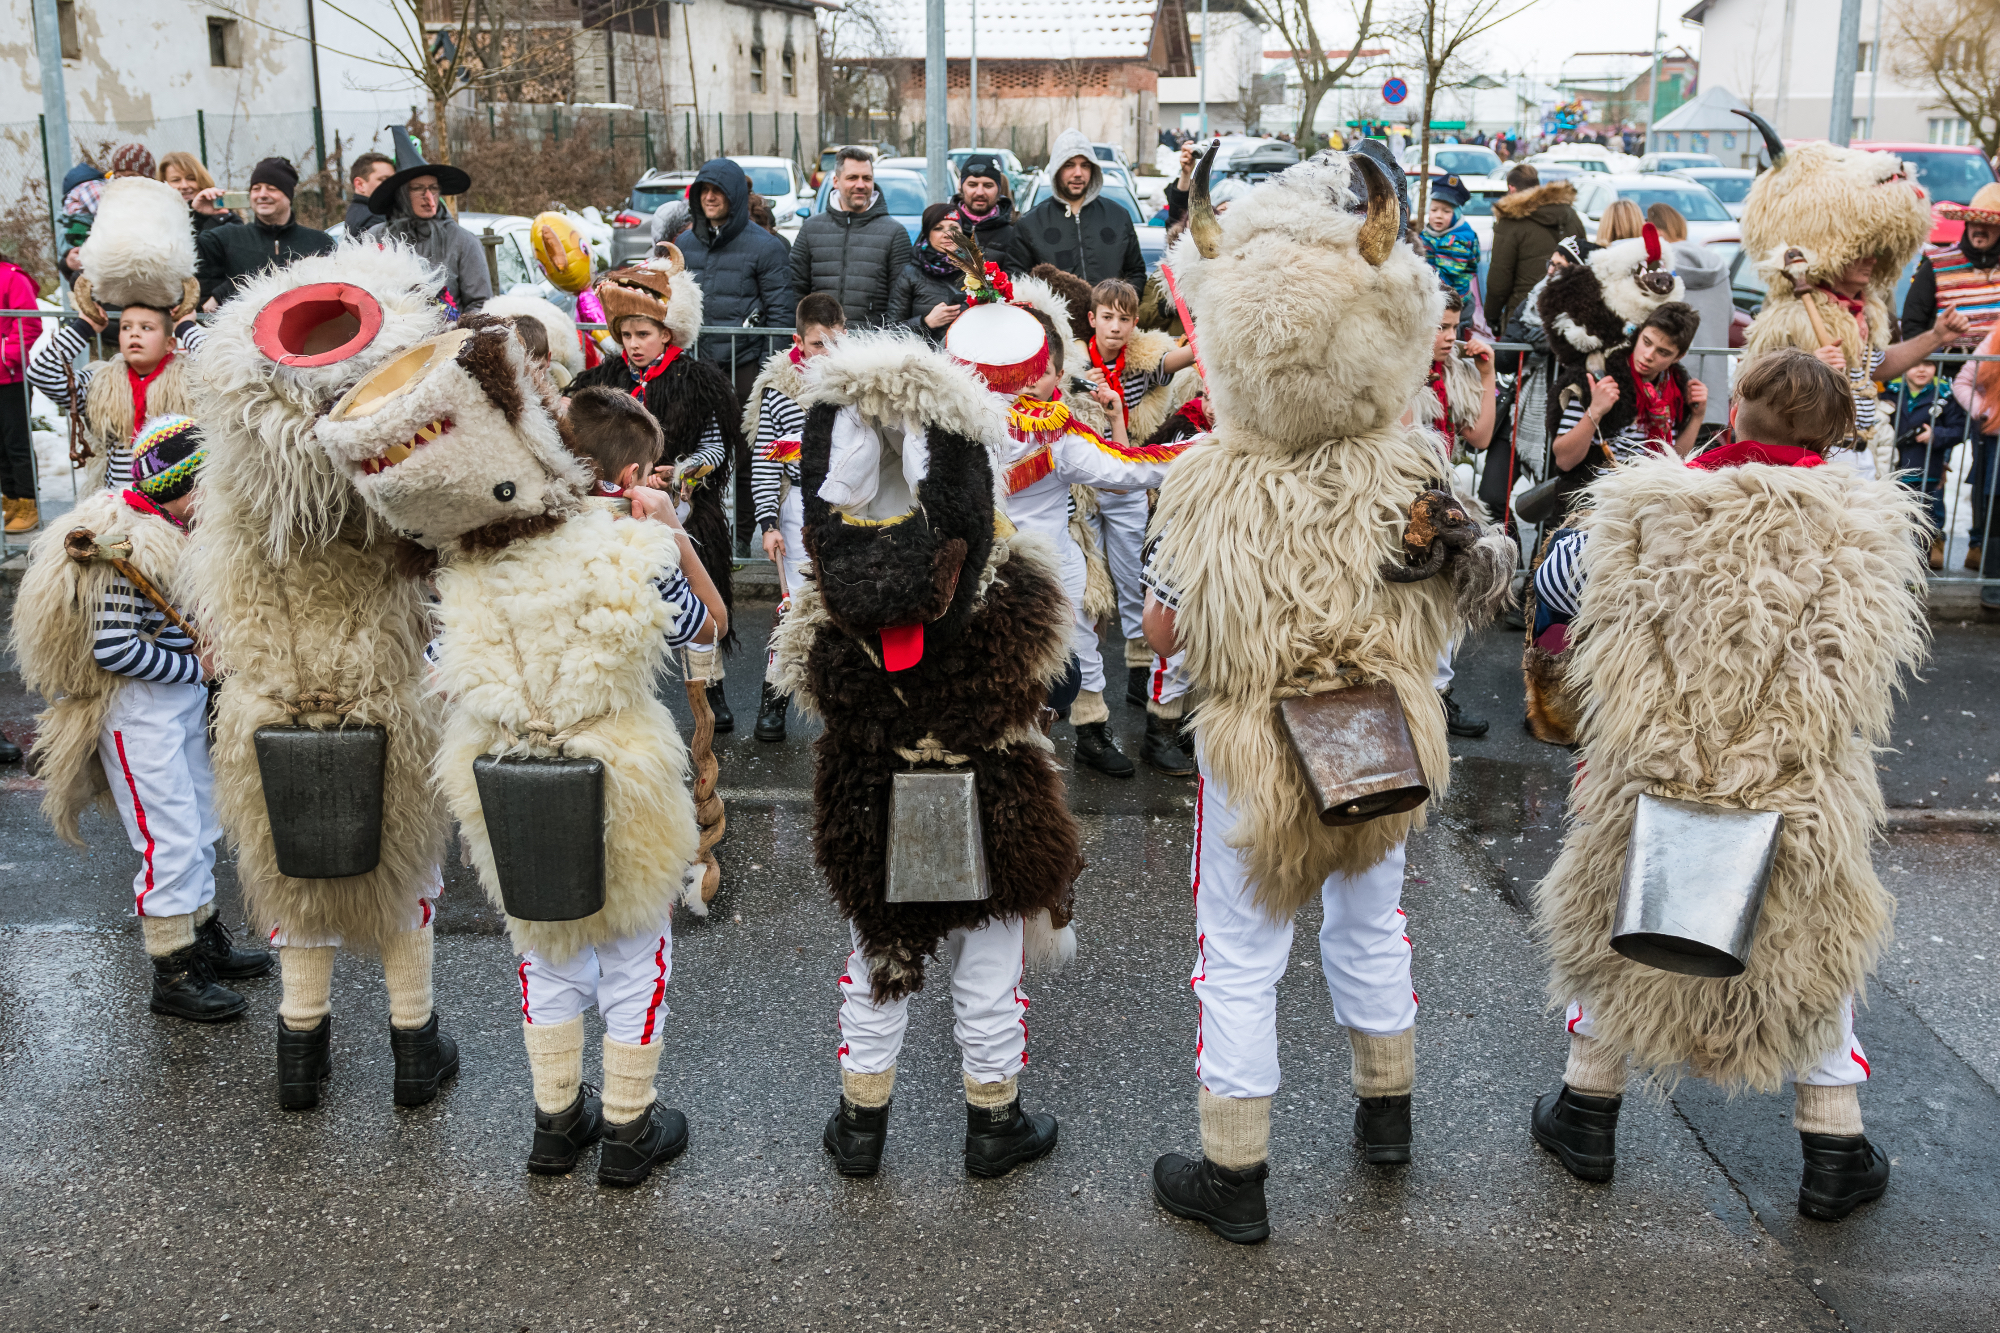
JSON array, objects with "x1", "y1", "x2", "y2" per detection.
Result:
[{"x1": 1156, "y1": 1, "x2": 1269, "y2": 136}]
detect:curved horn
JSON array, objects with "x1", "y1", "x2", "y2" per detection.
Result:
[
  {"x1": 660, "y1": 242, "x2": 686, "y2": 275},
  {"x1": 171, "y1": 275, "x2": 200, "y2": 322},
  {"x1": 72, "y1": 276, "x2": 105, "y2": 329},
  {"x1": 1732, "y1": 107, "x2": 1786, "y2": 169},
  {"x1": 1187, "y1": 139, "x2": 1223, "y2": 260},
  {"x1": 1352, "y1": 153, "x2": 1400, "y2": 268}
]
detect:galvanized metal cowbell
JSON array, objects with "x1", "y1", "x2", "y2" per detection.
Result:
[
  {"x1": 885, "y1": 771, "x2": 993, "y2": 904},
  {"x1": 1610, "y1": 793, "x2": 1784, "y2": 978},
  {"x1": 1278, "y1": 681, "x2": 1432, "y2": 827}
]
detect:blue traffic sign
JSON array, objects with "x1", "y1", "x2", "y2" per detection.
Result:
[{"x1": 1382, "y1": 77, "x2": 1409, "y2": 105}]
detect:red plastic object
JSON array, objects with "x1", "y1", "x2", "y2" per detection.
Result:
[
  {"x1": 251, "y1": 282, "x2": 385, "y2": 367},
  {"x1": 880, "y1": 623, "x2": 924, "y2": 672}
]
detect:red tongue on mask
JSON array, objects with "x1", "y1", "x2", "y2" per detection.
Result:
[{"x1": 881, "y1": 623, "x2": 924, "y2": 672}]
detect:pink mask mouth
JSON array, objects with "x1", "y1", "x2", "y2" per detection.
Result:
[{"x1": 880, "y1": 623, "x2": 924, "y2": 672}]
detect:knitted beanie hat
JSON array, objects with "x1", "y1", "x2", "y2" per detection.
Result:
[
  {"x1": 132, "y1": 415, "x2": 207, "y2": 502},
  {"x1": 250, "y1": 156, "x2": 300, "y2": 200},
  {"x1": 110, "y1": 142, "x2": 156, "y2": 179}
]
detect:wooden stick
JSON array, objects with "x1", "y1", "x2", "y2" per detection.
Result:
[{"x1": 63, "y1": 527, "x2": 200, "y2": 644}]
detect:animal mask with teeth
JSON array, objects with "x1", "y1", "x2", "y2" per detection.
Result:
[
  {"x1": 595, "y1": 247, "x2": 704, "y2": 348},
  {"x1": 314, "y1": 323, "x2": 590, "y2": 549},
  {"x1": 1588, "y1": 224, "x2": 1687, "y2": 327}
]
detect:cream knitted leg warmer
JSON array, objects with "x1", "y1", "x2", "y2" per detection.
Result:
[
  {"x1": 842, "y1": 1066, "x2": 896, "y2": 1108},
  {"x1": 278, "y1": 945, "x2": 336, "y2": 1032},
  {"x1": 193, "y1": 901, "x2": 216, "y2": 926},
  {"x1": 1198, "y1": 1087, "x2": 1272, "y2": 1169},
  {"x1": 522, "y1": 1016, "x2": 585, "y2": 1114},
  {"x1": 380, "y1": 924, "x2": 434, "y2": 1030},
  {"x1": 140, "y1": 913, "x2": 197, "y2": 958},
  {"x1": 1125, "y1": 637, "x2": 1154, "y2": 669},
  {"x1": 1146, "y1": 694, "x2": 1186, "y2": 721},
  {"x1": 1348, "y1": 1027, "x2": 1416, "y2": 1098},
  {"x1": 602, "y1": 1035, "x2": 663, "y2": 1126},
  {"x1": 1071, "y1": 688, "x2": 1110, "y2": 727},
  {"x1": 1794, "y1": 1083, "x2": 1864, "y2": 1137},
  {"x1": 1563, "y1": 1033, "x2": 1629, "y2": 1097},
  {"x1": 963, "y1": 1073, "x2": 1018, "y2": 1108}
]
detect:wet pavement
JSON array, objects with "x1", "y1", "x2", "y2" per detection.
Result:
[{"x1": 1, "y1": 604, "x2": 1996, "y2": 1333}]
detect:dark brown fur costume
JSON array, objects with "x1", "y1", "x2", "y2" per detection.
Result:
[
  {"x1": 798, "y1": 402, "x2": 1084, "y2": 1003},
  {"x1": 1537, "y1": 261, "x2": 1626, "y2": 371},
  {"x1": 572, "y1": 351, "x2": 742, "y2": 646}
]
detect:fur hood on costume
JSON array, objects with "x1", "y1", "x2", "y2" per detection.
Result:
[
  {"x1": 1589, "y1": 225, "x2": 1685, "y2": 326},
  {"x1": 771, "y1": 330, "x2": 1082, "y2": 1000},
  {"x1": 595, "y1": 248, "x2": 704, "y2": 348},
  {"x1": 1492, "y1": 179, "x2": 1578, "y2": 221},
  {"x1": 1537, "y1": 454, "x2": 1927, "y2": 1091},
  {"x1": 77, "y1": 352, "x2": 199, "y2": 494},
  {"x1": 481, "y1": 292, "x2": 586, "y2": 377},
  {"x1": 1537, "y1": 229, "x2": 1684, "y2": 372},
  {"x1": 10, "y1": 489, "x2": 189, "y2": 846},
  {"x1": 74, "y1": 177, "x2": 197, "y2": 318}
]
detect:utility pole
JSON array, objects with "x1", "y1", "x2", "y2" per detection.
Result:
[
  {"x1": 1864, "y1": 0, "x2": 1883, "y2": 139},
  {"x1": 1830, "y1": 0, "x2": 1861, "y2": 145},
  {"x1": 307, "y1": 0, "x2": 327, "y2": 173},
  {"x1": 926, "y1": 0, "x2": 948, "y2": 202},
  {"x1": 1641, "y1": 0, "x2": 1662, "y2": 153},
  {"x1": 1774, "y1": 0, "x2": 1796, "y2": 139},
  {"x1": 31, "y1": 0, "x2": 70, "y2": 253},
  {"x1": 969, "y1": 0, "x2": 978, "y2": 150},
  {"x1": 1198, "y1": 0, "x2": 1208, "y2": 139}
]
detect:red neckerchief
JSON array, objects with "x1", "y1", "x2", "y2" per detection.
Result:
[
  {"x1": 1427, "y1": 360, "x2": 1454, "y2": 455},
  {"x1": 1629, "y1": 352, "x2": 1682, "y2": 449},
  {"x1": 1089, "y1": 339, "x2": 1129, "y2": 423},
  {"x1": 626, "y1": 344, "x2": 682, "y2": 398},
  {"x1": 788, "y1": 345, "x2": 805, "y2": 367},
  {"x1": 1690, "y1": 440, "x2": 1826, "y2": 471},
  {"x1": 121, "y1": 487, "x2": 186, "y2": 530},
  {"x1": 127, "y1": 354, "x2": 174, "y2": 441},
  {"x1": 1810, "y1": 284, "x2": 1871, "y2": 340}
]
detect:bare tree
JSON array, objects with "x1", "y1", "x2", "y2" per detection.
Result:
[
  {"x1": 1229, "y1": 21, "x2": 1270, "y2": 134},
  {"x1": 1387, "y1": 0, "x2": 1532, "y2": 214},
  {"x1": 1262, "y1": 0, "x2": 1380, "y2": 148},
  {"x1": 819, "y1": 0, "x2": 903, "y2": 144},
  {"x1": 1893, "y1": 0, "x2": 2000, "y2": 158}
]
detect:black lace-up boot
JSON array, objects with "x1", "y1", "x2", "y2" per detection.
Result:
[
  {"x1": 1798, "y1": 1132, "x2": 1890, "y2": 1221},
  {"x1": 1441, "y1": 687, "x2": 1489, "y2": 738},
  {"x1": 1073, "y1": 722, "x2": 1135, "y2": 778},
  {"x1": 753, "y1": 682, "x2": 789, "y2": 741},
  {"x1": 963, "y1": 1096, "x2": 1058, "y2": 1178},
  {"x1": 389, "y1": 1012, "x2": 459, "y2": 1108},
  {"x1": 823, "y1": 1096, "x2": 891, "y2": 1177},
  {"x1": 528, "y1": 1084, "x2": 605, "y2": 1175},
  {"x1": 150, "y1": 945, "x2": 248, "y2": 1023},
  {"x1": 277, "y1": 1016, "x2": 333, "y2": 1111},
  {"x1": 1152, "y1": 1154, "x2": 1271, "y2": 1245},
  {"x1": 1531, "y1": 1086, "x2": 1622, "y2": 1182},
  {"x1": 1140, "y1": 711, "x2": 1196, "y2": 775},
  {"x1": 1354, "y1": 1095, "x2": 1413, "y2": 1165},
  {"x1": 1126, "y1": 665, "x2": 1149, "y2": 708},
  {"x1": 597, "y1": 1102, "x2": 689, "y2": 1187},
  {"x1": 705, "y1": 682, "x2": 734, "y2": 733},
  {"x1": 195, "y1": 913, "x2": 273, "y2": 980}
]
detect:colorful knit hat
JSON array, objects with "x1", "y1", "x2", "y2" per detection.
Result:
[{"x1": 132, "y1": 415, "x2": 206, "y2": 502}]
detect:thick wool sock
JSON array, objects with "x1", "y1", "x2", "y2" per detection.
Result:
[
  {"x1": 380, "y1": 924, "x2": 434, "y2": 1030},
  {"x1": 1794, "y1": 1082, "x2": 1864, "y2": 1136},
  {"x1": 1348, "y1": 1027, "x2": 1416, "y2": 1098},
  {"x1": 1072, "y1": 688, "x2": 1110, "y2": 727},
  {"x1": 842, "y1": 1066, "x2": 896, "y2": 1108},
  {"x1": 522, "y1": 1016, "x2": 585, "y2": 1114},
  {"x1": 1563, "y1": 1032, "x2": 1628, "y2": 1097},
  {"x1": 278, "y1": 945, "x2": 337, "y2": 1031},
  {"x1": 602, "y1": 1035, "x2": 664, "y2": 1126},
  {"x1": 193, "y1": 900, "x2": 217, "y2": 926},
  {"x1": 962, "y1": 1073, "x2": 1018, "y2": 1108},
  {"x1": 1198, "y1": 1087, "x2": 1272, "y2": 1169},
  {"x1": 139, "y1": 913, "x2": 197, "y2": 958},
  {"x1": 1125, "y1": 637, "x2": 1153, "y2": 669},
  {"x1": 1146, "y1": 695, "x2": 1186, "y2": 722}
]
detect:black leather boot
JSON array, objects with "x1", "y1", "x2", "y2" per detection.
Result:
[
  {"x1": 195, "y1": 912, "x2": 273, "y2": 980},
  {"x1": 389, "y1": 1012, "x2": 459, "y2": 1108},
  {"x1": 1531, "y1": 1086, "x2": 1621, "y2": 1182},
  {"x1": 1073, "y1": 721, "x2": 1135, "y2": 778},
  {"x1": 0, "y1": 728, "x2": 21, "y2": 765},
  {"x1": 528, "y1": 1084, "x2": 605, "y2": 1175},
  {"x1": 705, "y1": 682, "x2": 734, "y2": 734},
  {"x1": 149, "y1": 945, "x2": 248, "y2": 1023},
  {"x1": 1140, "y1": 711, "x2": 1196, "y2": 776},
  {"x1": 276, "y1": 1016, "x2": 333, "y2": 1111},
  {"x1": 1798, "y1": 1132, "x2": 1890, "y2": 1221},
  {"x1": 1354, "y1": 1094, "x2": 1413, "y2": 1165},
  {"x1": 1441, "y1": 688, "x2": 1489, "y2": 738},
  {"x1": 823, "y1": 1096, "x2": 891, "y2": 1177},
  {"x1": 1152, "y1": 1153, "x2": 1271, "y2": 1245},
  {"x1": 753, "y1": 681, "x2": 788, "y2": 742},
  {"x1": 1126, "y1": 664, "x2": 1149, "y2": 708},
  {"x1": 597, "y1": 1101, "x2": 690, "y2": 1187},
  {"x1": 964, "y1": 1095, "x2": 1058, "y2": 1178}
]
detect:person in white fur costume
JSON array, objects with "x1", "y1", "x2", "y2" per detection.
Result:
[
  {"x1": 188, "y1": 245, "x2": 460, "y2": 1114},
  {"x1": 315, "y1": 318, "x2": 726, "y2": 1188},
  {"x1": 1140, "y1": 143, "x2": 1514, "y2": 1244}
]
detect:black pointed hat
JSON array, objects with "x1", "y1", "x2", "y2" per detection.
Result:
[{"x1": 368, "y1": 125, "x2": 473, "y2": 216}]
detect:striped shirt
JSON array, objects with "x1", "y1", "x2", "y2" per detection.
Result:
[
  {"x1": 1533, "y1": 528, "x2": 1590, "y2": 620},
  {"x1": 1848, "y1": 347, "x2": 1887, "y2": 438},
  {"x1": 27, "y1": 321, "x2": 208, "y2": 491},
  {"x1": 1553, "y1": 399, "x2": 1669, "y2": 464},
  {"x1": 94, "y1": 576, "x2": 201, "y2": 685},
  {"x1": 654, "y1": 566, "x2": 710, "y2": 648},
  {"x1": 681, "y1": 417, "x2": 729, "y2": 486},
  {"x1": 750, "y1": 386, "x2": 807, "y2": 526}
]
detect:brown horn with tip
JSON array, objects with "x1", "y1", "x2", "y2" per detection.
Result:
[
  {"x1": 1187, "y1": 139, "x2": 1223, "y2": 260},
  {"x1": 72, "y1": 276, "x2": 105, "y2": 328},
  {"x1": 1353, "y1": 153, "x2": 1400, "y2": 268},
  {"x1": 171, "y1": 275, "x2": 200, "y2": 322}
]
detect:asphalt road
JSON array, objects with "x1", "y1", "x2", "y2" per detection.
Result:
[{"x1": 1, "y1": 603, "x2": 1995, "y2": 1333}]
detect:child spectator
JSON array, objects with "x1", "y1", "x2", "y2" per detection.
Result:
[
  {"x1": 1883, "y1": 361, "x2": 1967, "y2": 570},
  {"x1": 1547, "y1": 300, "x2": 1705, "y2": 520},
  {"x1": 1419, "y1": 175, "x2": 1480, "y2": 306}
]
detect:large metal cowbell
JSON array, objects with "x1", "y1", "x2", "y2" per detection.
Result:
[
  {"x1": 1279, "y1": 682, "x2": 1432, "y2": 827},
  {"x1": 885, "y1": 770, "x2": 992, "y2": 903},
  {"x1": 1611, "y1": 793, "x2": 1784, "y2": 978},
  {"x1": 253, "y1": 725, "x2": 387, "y2": 879},
  {"x1": 473, "y1": 754, "x2": 607, "y2": 922}
]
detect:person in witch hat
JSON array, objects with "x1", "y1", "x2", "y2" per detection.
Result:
[{"x1": 362, "y1": 127, "x2": 493, "y2": 316}]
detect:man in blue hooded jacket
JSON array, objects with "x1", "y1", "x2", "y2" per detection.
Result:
[{"x1": 673, "y1": 158, "x2": 796, "y2": 394}]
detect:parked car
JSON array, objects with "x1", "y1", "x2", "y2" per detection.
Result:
[
  {"x1": 1569, "y1": 173, "x2": 1737, "y2": 245},
  {"x1": 1637, "y1": 151, "x2": 1723, "y2": 173},
  {"x1": 1091, "y1": 142, "x2": 1130, "y2": 168},
  {"x1": 1667, "y1": 166, "x2": 1758, "y2": 219},
  {"x1": 1026, "y1": 176, "x2": 1168, "y2": 272},
  {"x1": 1851, "y1": 139, "x2": 1999, "y2": 244},
  {"x1": 1528, "y1": 143, "x2": 1642, "y2": 174},
  {"x1": 1219, "y1": 142, "x2": 1302, "y2": 183},
  {"x1": 611, "y1": 169, "x2": 696, "y2": 264},
  {"x1": 810, "y1": 166, "x2": 930, "y2": 242},
  {"x1": 1408, "y1": 143, "x2": 1503, "y2": 180}
]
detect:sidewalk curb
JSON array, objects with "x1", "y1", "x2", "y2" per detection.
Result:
[{"x1": 1885, "y1": 808, "x2": 1999, "y2": 834}]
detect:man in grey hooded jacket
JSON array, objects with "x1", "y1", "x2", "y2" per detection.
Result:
[{"x1": 1018, "y1": 130, "x2": 1147, "y2": 288}]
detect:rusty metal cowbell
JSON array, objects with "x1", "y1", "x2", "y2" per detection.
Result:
[
  {"x1": 253, "y1": 725, "x2": 387, "y2": 879},
  {"x1": 473, "y1": 754, "x2": 607, "y2": 922},
  {"x1": 1611, "y1": 793, "x2": 1784, "y2": 978},
  {"x1": 885, "y1": 770, "x2": 993, "y2": 903},
  {"x1": 1278, "y1": 682, "x2": 1432, "y2": 827}
]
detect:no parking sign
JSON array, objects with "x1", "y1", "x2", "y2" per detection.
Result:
[{"x1": 1382, "y1": 77, "x2": 1408, "y2": 105}]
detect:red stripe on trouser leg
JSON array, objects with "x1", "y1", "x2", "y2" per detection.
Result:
[
  {"x1": 112, "y1": 731, "x2": 158, "y2": 914},
  {"x1": 1152, "y1": 657, "x2": 1167, "y2": 702},
  {"x1": 1851, "y1": 1049, "x2": 1870, "y2": 1078},
  {"x1": 638, "y1": 936, "x2": 669, "y2": 1044},
  {"x1": 518, "y1": 958, "x2": 532, "y2": 1021},
  {"x1": 1190, "y1": 774, "x2": 1208, "y2": 1076}
]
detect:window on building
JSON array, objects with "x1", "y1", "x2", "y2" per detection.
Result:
[
  {"x1": 751, "y1": 46, "x2": 765, "y2": 94},
  {"x1": 1853, "y1": 116, "x2": 1870, "y2": 140},
  {"x1": 1857, "y1": 42, "x2": 1873, "y2": 74},
  {"x1": 56, "y1": 0, "x2": 80, "y2": 60},
  {"x1": 1930, "y1": 117, "x2": 1972, "y2": 146},
  {"x1": 782, "y1": 48, "x2": 796, "y2": 97},
  {"x1": 208, "y1": 16, "x2": 240, "y2": 68}
]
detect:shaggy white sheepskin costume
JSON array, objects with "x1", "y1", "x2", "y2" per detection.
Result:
[{"x1": 1538, "y1": 456, "x2": 1928, "y2": 1094}]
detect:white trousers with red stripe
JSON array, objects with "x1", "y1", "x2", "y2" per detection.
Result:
[
  {"x1": 519, "y1": 920, "x2": 674, "y2": 1046},
  {"x1": 1190, "y1": 770, "x2": 1417, "y2": 1100},
  {"x1": 1564, "y1": 998, "x2": 1871, "y2": 1087},
  {"x1": 836, "y1": 918, "x2": 1029, "y2": 1084},
  {"x1": 1147, "y1": 650, "x2": 1189, "y2": 707},
  {"x1": 1061, "y1": 535, "x2": 1105, "y2": 696},
  {"x1": 764, "y1": 488, "x2": 810, "y2": 684},
  {"x1": 1089, "y1": 486, "x2": 1149, "y2": 642},
  {"x1": 98, "y1": 680, "x2": 220, "y2": 920}
]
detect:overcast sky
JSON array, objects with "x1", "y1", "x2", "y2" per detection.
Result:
[{"x1": 1308, "y1": 0, "x2": 1693, "y2": 81}]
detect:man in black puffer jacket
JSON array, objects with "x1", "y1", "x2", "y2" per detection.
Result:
[
  {"x1": 950, "y1": 153, "x2": 1026, "y2": 274},
  {"x1": 673, "y1": 157, "x2": 796, "y2": 388},
  {"x1": 1016, "y1": 128, "x2": 1145, "y2": 288},
  {"x1": 789, "y1": 148, "x2": 913, "y2": 328}
]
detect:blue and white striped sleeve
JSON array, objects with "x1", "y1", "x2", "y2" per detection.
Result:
[
  {"x1": 93, "y1": 577, "x2": 202, "y2": 684},
  {"x1": 655, "y1": 568, "x2": 711, "y2": 649},
  {"x1": 751, "y1": 388, "x2": 807, "y2": 526},
  {"x1": 680, "y1": 417, "x2": 729, "y2": 481},
  {"x1": 26, "y1": 321, "x2": 93, "y2": 408},
  {"x1": 1534, "y1": 528, "x2": 1590, "y2": 620}
]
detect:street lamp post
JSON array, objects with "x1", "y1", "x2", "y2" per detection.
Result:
[
  {"x1": 926, "y1": 0, "x2": 948, "y2": 202},
  {"x1": 31, "y1": 0, "x2": 70, "y2": 262},
  {"x1": 1641, "y1": 0, "x2": 1662, "y2": 153},
  {"x1": 1830, "y1": 0, "x2": 1861, "y2": 145},
  {"x1": 1198, "y1": 0, "x2": 1208, "y2": 139},
  {"x1": 969, "y1": 0, "x2": 978, "y2": 150}
]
